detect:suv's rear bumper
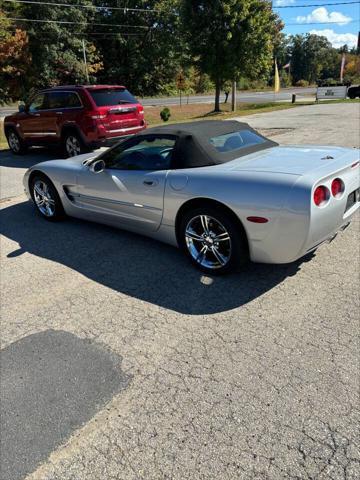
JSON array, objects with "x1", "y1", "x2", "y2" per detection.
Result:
[{"x1": 88, "y1": 124, "x2": 146, "y2": 149}]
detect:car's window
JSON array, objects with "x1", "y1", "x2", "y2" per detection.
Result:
[
  {"x1": 88, "y1": 88, "x2": 138, "y2": 106},
  {"x1": 102, "y1": 135, "x2": 176, "y2": 171},
  {"x1": 66, "y1": 92, "x2": 82, "y2": 107},
  {"x1": 210, "y1": 130, "x2": 266, "y2": 153},
  {"x1": 28, "y1": 94, "x2": 46, "y2": 112},
  {"x1": 48, "y1": 91, "x2": 82, "y2": 109}
]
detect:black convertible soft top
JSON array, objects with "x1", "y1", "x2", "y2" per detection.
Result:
[{"x1": 137, "y1": 120, "x2": 278, "y2": 169}]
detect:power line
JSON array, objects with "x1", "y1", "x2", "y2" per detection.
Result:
[
  {"x1": 5, "y1": 16, "x2": 151, "y2": 28},
  {"x1": 8, "y1": 30, "x2": 146, "y2": 36},
  {"x1": 3, "y1": 0, "x2": 158, "y2": 13},
  {"x1": 275, "y1": 1, "x2": 360, "y2": 7}
]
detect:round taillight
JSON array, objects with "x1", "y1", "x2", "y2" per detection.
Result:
[
  {"x1": 331, "y1": 178, "x2": 344, "y2": 197},
  {"x1": 314, "y1": 186, "x2": 329, "y2": 206}
]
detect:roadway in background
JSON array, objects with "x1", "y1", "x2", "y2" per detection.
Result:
[{"x1": 0, "y1": 87, "x2": 316, "y2": 117}]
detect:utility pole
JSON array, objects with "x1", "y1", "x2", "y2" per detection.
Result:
[
  {"x1": 288, "y1": 61, "x2": 291, "y2": 85},
  {"x1": 82, "y1": 39, "x2": 89, "y2": 83},
  {"x1": 231, "y1": 81, "x2": 236, "y2": 112}
]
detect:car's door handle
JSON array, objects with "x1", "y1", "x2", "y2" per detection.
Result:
[
  {"x1": 56, "y1": 111, "x2": 63, "y2": 115},
  {"x1": 31, "y1": 113, "x2": 40, "y2": 117},
  {"x1": 143, "y1": 180, "x2": 158, "y2": 186}
]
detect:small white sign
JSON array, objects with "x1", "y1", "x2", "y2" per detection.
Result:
[{"x1": 316, "y1": 86, "x2": 347, "y2": 100}]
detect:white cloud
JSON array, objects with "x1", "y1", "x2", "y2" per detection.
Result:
[
  {"x1": 309, "y1": 29, "x2": 358, "y2": 48},
  {"x1": 274, "y1": 0, "x2": 295, "y2": 6},
  {"x1": 297, "y1": 7, "x2": 352, "y2": 26}
]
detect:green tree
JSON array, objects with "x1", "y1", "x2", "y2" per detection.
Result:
[
  {"x1": 13, "y1": 0, "x2": 102, "y2": 95},
  {"x1": 289, "y1": 34, "x2": 338, "y2": 84},
  {"x1": 93, "y1": 0, "x2": 185, "y2": 96},
  {"x1": 181, "y1": 0, "x2": 282, "y2": 111}
]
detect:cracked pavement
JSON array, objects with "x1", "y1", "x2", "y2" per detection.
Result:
[{"x1": 0, "y1": 103, "x2": 359, "y2": 479}]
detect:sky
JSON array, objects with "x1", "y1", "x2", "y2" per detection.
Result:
[{"x1": 273, "y1": 0, "x2": 359, "y2": 48}]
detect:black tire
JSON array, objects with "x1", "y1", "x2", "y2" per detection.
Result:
[
  {"x1": 62, "y1": 131, "x2": 88, "y2": 158},
  {"x1": 348, "y1": 94, "x2": 355, "y2": 99},
  {"x1": 179, "y1": 206, "x2": 248, "y2": 275},
  {"x1": 6, "y1": 128, "x2": 28, "y2": 155},
  {"x1": 30, "y1": 174, "x2": 65, "y2": 221}
]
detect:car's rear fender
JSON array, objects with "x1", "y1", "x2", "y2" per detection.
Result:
[{"x1": 164, "y1": 169, "x2": 306, "y2": 261}]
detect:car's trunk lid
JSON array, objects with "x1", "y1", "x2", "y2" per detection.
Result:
[{"x1": 226, "y1": 145, "x2": 360, "y2": 177}]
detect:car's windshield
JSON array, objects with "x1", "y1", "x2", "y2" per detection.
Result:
[
  {"x1": 88, "y1": 88, "x2": 138, "y2": 107},
  {"x1": 210, "y1": 130, "x2": 266, "y2": 153}
]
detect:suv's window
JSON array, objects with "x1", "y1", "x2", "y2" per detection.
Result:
[
  {"x1": 88, "y1": 88, "x2": 137, "y2": 106},
  {"x1": 67, "y1": 92, "x2": 82, "y2": 107},
  {"x1": 48, "y1": 91, "x2": 82, "y2": 109},
  {"x1": 102, "y1": 135, "x2": 176, "y2": 171},
  {"x1": 29, "y1": 94, "x2": 46, "y2": 112}
]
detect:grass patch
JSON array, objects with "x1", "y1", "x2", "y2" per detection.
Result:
[
  {"x1": 0, "y1": 120, "x2": 8, "y2": 150},
  {"x1": 145, "y1": 101, "x2": 307, "y2": 126}
]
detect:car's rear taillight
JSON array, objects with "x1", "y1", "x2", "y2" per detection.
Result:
[
  {"x1": 86, "y1": 110, "x2": 106, "y2": 120},
  {"x1": 137, "y1": 105, "x2": 144, "y2": 116},
  {"x1": 313, "y1": 186, "x2": 329, "y2": 206},
  {"x1": 331, "y1": 178, "x2": 344, "y2": 198}
]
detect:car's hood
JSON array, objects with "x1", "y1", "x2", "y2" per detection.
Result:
[{"x1": 224, "y1": 145, "x2": 359, "y2": 176}]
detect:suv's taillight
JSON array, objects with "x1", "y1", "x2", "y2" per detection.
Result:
[
  {"x1": 331, "y1": 178, "x2": 344, "y2": 198},
  {"x1": 137, "y1": 105, "x2": 144, "y2": 116},
  {"x1": 313, "y1": 186, "x2": 329, "y2": 206},
  {"x1": 86, "y1": 110, "x2": 106, "y2": 120}
]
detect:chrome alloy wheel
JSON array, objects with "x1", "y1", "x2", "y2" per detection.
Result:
[
  {"x1": 8, "y1": 131, "x2": 21, "y2": 153},
  {"x1": 65, "y1": 135, "x2": 81, "y2": 157},
  {"x1": 185, "y1": 215, "x2": 232, "y2": 270},
  {"x1": 33, "y1": 180, "x2": 55, "y2": 217}
]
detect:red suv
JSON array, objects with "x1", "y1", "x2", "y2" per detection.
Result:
[{"x1": 4, "y1": 85, "x2": 146, "y2": 157}]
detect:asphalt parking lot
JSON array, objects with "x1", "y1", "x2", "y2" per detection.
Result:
[{"x1": 1, "y1": 103, "x2": 359, "y2": 480}]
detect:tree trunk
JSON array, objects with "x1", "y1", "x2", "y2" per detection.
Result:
[{"x1": 214, "y1": 79, "x2": 221, "y2": 112}]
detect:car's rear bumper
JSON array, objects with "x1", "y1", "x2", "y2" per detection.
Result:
[
  {"x1": 287, "y1": 200, "x2": 358, "y2": 263},
  {"x1": 87, "y1": 125, "x2": 147, "y2": 149},
  {"x1": 248, "y1": 189, "x2": 359, "y2": 265}
]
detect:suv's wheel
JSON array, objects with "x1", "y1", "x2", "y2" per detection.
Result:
[
  {"x1": 6, "y1": 129, "x2": 27, "y2": 155},
  {"x1": 179, "y1": 206, "x2": 248, "y2": 275},
  {"x1": 63, "y1": 132, "x2": 86, "y2": 158},
  {"x1": 30, "y1": 175, "x2": 64, "y2": 221}
]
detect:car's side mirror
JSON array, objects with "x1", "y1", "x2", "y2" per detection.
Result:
[
  {"x1": 18, "y1": 103, "x2": 26, "y2": 113},
  {"x1": 89, "y1": 159, "x2": 105, "y2": 174}
]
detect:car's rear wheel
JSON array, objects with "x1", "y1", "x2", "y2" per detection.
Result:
[
  {"x1": 6, "y1": 129, "x2": 28, "y2": 155},
  {"x1": 179, "y1": 206, "x2": 248, "y2": 275},
  {"x1": 63, "y1": 132, "x2": 86, "y2": 158},
  {"x1": 30, "y1": 175, "x2": 64, "y2": 221}
]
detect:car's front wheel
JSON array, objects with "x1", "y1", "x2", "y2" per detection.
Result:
[
  {"x1": 6, "y1": 129, "x2": 27, "y2": 155},
  {"x1": 179, "y1": 206, "x2": 248, "y2": 275},
  {"x1": 30, "y1": 175, "x2": 64, "y2": 221}
]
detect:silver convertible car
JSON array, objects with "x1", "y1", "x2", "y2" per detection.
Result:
[{"x1": 24, "y1": 120, "x2": 360, "y2": 274}]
